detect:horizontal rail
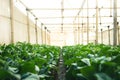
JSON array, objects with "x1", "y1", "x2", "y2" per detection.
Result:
[
  {"x1": 38, "y1": 16, "x2": 120, "y2": 19},
  {"x1": 43, "y1": 22, "x2": 113, "y2": 25},
  {"x1": 30, "y1": 7, "x2": 120, "y2": 10}
]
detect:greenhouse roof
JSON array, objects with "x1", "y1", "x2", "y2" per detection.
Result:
[{"x1": 15, "y1": 0, "x2": 120, "y2": 33}]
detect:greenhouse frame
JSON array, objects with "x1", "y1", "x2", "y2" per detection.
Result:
[
  {"x1": 0, "y1": 0, "x2": 120, "y2": 46},
  {"x1": 0, "y1": 0, "x2": 120, "y2": 80}
]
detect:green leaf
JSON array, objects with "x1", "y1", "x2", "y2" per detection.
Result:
[
  {"x1": 81, "y1": 66, "x2": 96, "y2": 80},
  {"x1": 22, "y1": 72, "x2": 39, "y2": 80},
  {"x1": 8, "y1": 66, "x2": 18, "y2": 73},
  {"x1": 112, "y1": 55, "x2": 120, "y2": 64},
  {"x1": 19, "y1": 61, "x2": 36, "y2": 74},
  {"x1": 39, "y1": 74, "x2": 49, "y2": 78},
  {"x1": 95, "y1": 73, "x2": 113, "y2": 80},
  {"x1": 76, "y1": 73, "x2": 87, "y2": 80},
  {"x1": 81, "y1": 58, "x2": 91, "y2": 66},
  {"x1": 0, "y1": 69, "x2": 20, "y2": 80},
  {"x1": 0, "y1": 69, "x2": 10, "y2": 79}
]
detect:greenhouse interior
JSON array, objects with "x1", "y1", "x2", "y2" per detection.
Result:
[{"x1": 0, "y1": 0, "x2": 120, "y2": 80}]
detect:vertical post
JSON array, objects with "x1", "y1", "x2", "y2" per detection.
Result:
[
  {"x1": 46, "y1": 30, "x2": 48, "y2": 45},
  {"x1": 74, "y1": 29, "x2": 77, "y2": 45},
  {"x1": 46, "y1": 29, "x2": 48, "y2": 44},
  {"x1": 35, "y1": 18, "x2": 38, "y2": 44},
  {"x1": 61, "y1": 0, "x2": 64, "y2": 33},
  {"x1": 82, "y1": 23, "x2": 84, "y2": 44},
  {"x1": 99, "y1": 8, "x2": 102, "y2": 25},
  {"x1": 82, "y1": 11, "x2": 84, "y2": 44},
  {"x1": 74, "y1": 28, "x2": 76, "y2": 45},
  {"x1": 117, "y1": 22, "x2": 120, "y2": 45},
  {"x1": 26, "y1": 9, "x2": 30, "y2": 43},
  {"x1": 93, "y1": 15, "x2": 96, "y2": 43},
  {"x1": 101, "y1": 29, "x2": 103, "y2": 44},
  {"x1": 47, "y1": 30, "x2": 50, "y2": 45},
  {"x1": 44, "y1": 27, "x2": 47, "y2": 44},
  {"x1": 49, "y1": 32, "x2": 51, "y2": 45},
  {"x1": 108, "y1": 26, "x2": 110, "y2": 45},
  {"x1": 87, "y1": 0, "x2": 89, "y2": 44},
  {"x1": 78, "y1": 15, "x2": 80, "y2": 44},
  {"x1": 74, "y1": 30, "x2": 75, "y2": 44},
  {"x1": 59, "y1": 0, "x2": 66, "y2": 77},
  {"x1": 113, "y1": 0, "x2": 117, "y2": 45},
  {"x1": 10, "y1": 0, "x2": 14, "y2": 43},
  {"x1": 78, "y1": 27, "x2": 80, "y2": 44},
  {"x1": 41, "y1": 23, "x2": 43, "y2": 44},
  {"x1": 96, "y1": 0, "x2": 99, "y2": 44},
  {"x1": 110, "y1": 0, "x2": 112, "y2": 17}
]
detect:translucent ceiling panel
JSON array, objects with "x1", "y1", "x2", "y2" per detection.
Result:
[
  {"x1": 21, "y1": 0, "x2": 61, "y2": 8},
  {"x1": 17, "y1": 0, "x2": 120, "y2": 33}
]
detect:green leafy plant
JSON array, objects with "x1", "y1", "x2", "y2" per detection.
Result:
[
  {"x1": 63, "y1": 44, "x2": 120, "y2": 80},
  {"x1": 0, "y1": 42, "x2": 60, "y2": 80}
]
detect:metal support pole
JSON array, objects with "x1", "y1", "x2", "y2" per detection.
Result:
[
  {"x1": 48, "y1": 32, "x2": 51, "y2": 45},
  {"x1": 117, "y1": 22, "x2": 120, "y2": 45},
  {"x1": 10, "y1": 0, "x2": 14, "y2": 43},
  {"x1": 99, "y1": 8, "x2": 102, "y2": 25},
  {"x1": 41, "y1": 23, "x2": 43, "y2": 44},
  {"x1": 74, "y1": 30, "x2": 76, "y2": 44},
  {"x1": 78, "y1": 27, "x2": 80, "y2": 44},
  {"x1": 74, "y1": 29, "x2": 77, "y2": 45},
  {"x1": 44, "y1": 27, "x2": 47, "y2": 44},
  {"x1": 47, "y1": 30, "x2": 50, "y2": 45},
  {"x1": 26, "y1": 9, "x2": 30, "y2": 43},
  {"x1": 35, "y1": 18, "x2": 38, "y2": 44},
  {"x1": 87, "y1": 0, "x2": 89, "y2": 44},
  {"x1": 101, "y1": 29, "x2": 103, "y2": 44},
  {"x1": 108, "y1": 26, "x2": 110, "y2": 45},
  {"x1": 82, "y1": 23, "x2": 84, "y2": 44},
  {"x1": 96, "y1": 0, "x2": 99, "y2": 44},
  {"x1": 113, "y1": 0, "x2": 117, "y2": 45},
  {"x1": 82, "y1": 11, "x2": 84, "y2": 44},
  {"x1": 78, "y1": 15, "x2": 80, "y2": 44},
  {"x1": 110, "y1": 0, "x2": 112, "y2": 17},
  {"x1": 61, "y1": 0, "x2": 64, "y2": 33},
  {"x1": 49, "y1": 33, "x2": 51, "y2": 45},
  {"x1": 46, "y1": 30, "x2": 48, "y2": 44}
]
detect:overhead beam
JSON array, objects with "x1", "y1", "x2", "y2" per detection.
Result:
[
  {"x1": 29, "y1": 7, "x2": 120, "y2": 10},
  {"x1": 40, "y1": 22, "x2": 114, "y2": 25},
  {"x1": 38, "y1": 15, "x2": 120, "y2": 19}
]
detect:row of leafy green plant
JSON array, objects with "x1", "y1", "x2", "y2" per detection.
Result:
[
  {"x1": 62, "y1": 43, "x2": 120, "y2": 80},
  {"x1": 0, "y1": 42, "x2": 60, "y2": 80}
]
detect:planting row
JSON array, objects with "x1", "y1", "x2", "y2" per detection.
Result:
[
  {"x1": 0, "y1": 42, "x2": 60, "y2": 80},
  {"x1": 62, "y1": 43, "x2": 120, "y2": 80},
  {"x1": 0, "y1": 42, "x2": 120, "y2": 80}
]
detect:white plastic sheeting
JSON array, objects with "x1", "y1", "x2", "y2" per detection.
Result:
[
  {"x1": 0, "y1": 0, "x2": 50, "y2": 44},
  {"x1": 0, "y1": 0, "x2": 120, "y2": 45},
  {"x1": 0, "y1": 0, "x2": 10, "y2": 44}
]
